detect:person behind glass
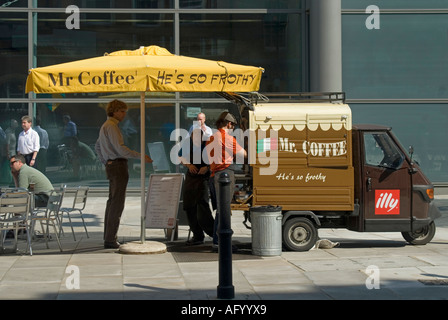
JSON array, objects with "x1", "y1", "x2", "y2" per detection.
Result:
[
  {"x1": 206, "y1": 112, "x2": 247, "y2": 252},
  {"x1": 95, "y1": 99, "x2": 153, "y2": 249},
  {"x1": 33, "y1": 118, "x2": 49, "y2": 174},
  {"x1": 0, "y1": 125, "x2": 8, "y2": 184},
  {"x1": 10, "y1": 154, "x2": 53, "y2": 207},
  {"x1": 63, "y1": 114, "x2": 77, "y2": 138},
  {"x1": 179, "y1": 126, "x2": 215, "y2": 246},
  {"x1": 69, "y1": 136, "x2": 96, "y2": 180},
  {"x1": 6, "y1": 119, "x2": 18, "y2": 160},
  {"x1": 3, "y1": 119, "x2": 18, "y2": 185},
  {"x1": 17, "y1": 115, "x2": 40, "y2": 167}
]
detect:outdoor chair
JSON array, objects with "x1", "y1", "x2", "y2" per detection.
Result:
[
  {"x1": 0, "y1": 191, "x2": 33, "y2": 255},
  {"x1": 59, "y1": 186, "x2": 90, "y2": 241},
  {"x1": 32, "y1": 185, "x2": 66, "y2": 235},
  {"x1": 30, "y1": 191, "x2": 64, "y2": 252}
]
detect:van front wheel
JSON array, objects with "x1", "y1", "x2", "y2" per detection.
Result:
[
  {"x1": 283, "y1": 217, "x2": 318, "y2": 252},
  {"x1": 401, "y1": 221, "x2": 436, "y2": 245}
]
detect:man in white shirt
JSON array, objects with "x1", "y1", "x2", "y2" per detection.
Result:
[
  {"x1": 189, "y1": 112, "x2": 212, "y2": 141},
  {"x1": 17, "y1": 115, "x2": 40, "y2": 167}
]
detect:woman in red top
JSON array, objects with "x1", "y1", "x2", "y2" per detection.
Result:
[{"x1": 206, "y1": 112, "x2": 246, "y2": 251}]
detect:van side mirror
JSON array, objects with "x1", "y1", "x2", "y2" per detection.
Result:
[
  {"x1": 409, "y1": 145, "x2": 415, "y2": 165},
  {"x1": 408, "y1": 145, "x2": 419, "y2": 173}
]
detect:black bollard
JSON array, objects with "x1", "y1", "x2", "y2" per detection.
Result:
[{"x1": 217, "y1": 171, "x2": 235, "y2": 299}]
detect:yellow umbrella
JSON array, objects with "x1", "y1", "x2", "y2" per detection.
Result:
[
  {"x1": 25, "y1": 45, "x2": 264, "y2": 247},
  {"x1": 26, "y1": 45, "x2": 263, "y2": 94}
]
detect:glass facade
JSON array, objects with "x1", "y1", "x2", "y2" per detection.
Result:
[
  {"x1": 0, "y1": 12, "x2": 28, "y2": 100},
  {"x1": 342, "y1": 1, "x2": 448, "y2": 183},
  {"x1": 35, "y1": 11, "x2": 175, "y2": 99},
  {"x1": 1, "y1": 1, "x2": 447, "y2": 188},
  {"x1": 0, "y1": 0, "x2": 303, "y2": 188},
  {"x1": 180, "y1": 12, "x2": 301, "y2": 93},
  {"x1": 342, "y1": 0, "x2": 448, "y2": 10},
  {"x1": 342, "y1": 13, "x2": 448, "y2": 99}
]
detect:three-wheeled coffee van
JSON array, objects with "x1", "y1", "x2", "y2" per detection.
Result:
[{"x1": 223, "y1": 92, "x2": 441, "y2": 251}]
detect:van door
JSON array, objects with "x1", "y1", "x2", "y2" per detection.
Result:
[{"x1": 362, "y1": 131, "x2": 412, "y2": 232}]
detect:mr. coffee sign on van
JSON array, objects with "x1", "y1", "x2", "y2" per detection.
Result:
[{"x1": 256, "y1": 137, "x2": 347, "y2": 157}]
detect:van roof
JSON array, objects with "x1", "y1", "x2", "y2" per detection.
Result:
[{"x1": 353, "y1": 124, "x2": 392, "y2": 131}]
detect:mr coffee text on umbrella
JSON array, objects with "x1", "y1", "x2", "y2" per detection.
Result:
[
  {"x1": 45, "y1": 70, "x2": 258, "y2": 89},
  {"x1": 48, "y1": 71, "x2": 136, "y2": 87}
]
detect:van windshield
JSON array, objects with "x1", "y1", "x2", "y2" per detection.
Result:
[{"x1": 364, "y1": 132, "x2": 405, "y2": 170}]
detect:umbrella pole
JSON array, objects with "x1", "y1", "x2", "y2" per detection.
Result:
[
  {"x1": 140, "y1": 91, "x2": 146, "y2": 243},
  {"x1": 119, "y1": 91, "x2": 166, "y2": 255}
]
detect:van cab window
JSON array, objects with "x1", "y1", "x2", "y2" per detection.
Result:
[{"x1": 364, "y1": 132, "x2": 405, "y2": 169}]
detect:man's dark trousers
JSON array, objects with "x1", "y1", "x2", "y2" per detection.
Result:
[{"x1": 104, "y1": 159, "x2": 129, "y2": 243}]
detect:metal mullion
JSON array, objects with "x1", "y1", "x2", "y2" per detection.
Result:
[
  {"x1": 5, "y1": 97, "x2": 228, "y2": 104},
  {"x1": 0, "y1": 8, "x2": 291, "y2": 14},
  {"x1": 27, "y1": 0, "x2": 35, "y2": 117},
  {"x1": 346, "y1": 99, "x2": 448, "y2": 104},
  {"x1": 302, "y1": 0, "x2": 310, "y2": 92},
  {"x1": 343, "y1": 8, "x2": 448, "y2": 14},
  {"x1": 174, "y1": 0, "x2": 180, "y2": 149},
  {"x1": 5, "y1": 97, "x2": 448, "y2": 106}
]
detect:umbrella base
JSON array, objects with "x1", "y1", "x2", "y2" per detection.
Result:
[{"x1": 118, "y1": 240, "x2": 167, "y2": 254}]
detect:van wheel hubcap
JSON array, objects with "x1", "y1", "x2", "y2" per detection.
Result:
[{"x1": 292, "y1": 227, "x2": 307, "y2": 243}]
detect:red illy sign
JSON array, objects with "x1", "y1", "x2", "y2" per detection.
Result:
[{"x1": 375, "y1": 190, "x2": 400, "y2": 215}]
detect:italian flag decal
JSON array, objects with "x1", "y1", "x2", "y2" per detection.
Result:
[{"x1": 257, "y1": 138, "x2": 278, "y2": 153}]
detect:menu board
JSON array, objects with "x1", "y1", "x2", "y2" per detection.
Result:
[{"x1": 145, "y1": 173, "x2": 184, "y2": 229}]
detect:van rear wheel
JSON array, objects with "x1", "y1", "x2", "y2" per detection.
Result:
[
  {"x1": 283, "y1": 217, "x2": 318, "y2": 252},
  {"x1": 401, "y1": 221, "x2": 436, "y2": 245}
]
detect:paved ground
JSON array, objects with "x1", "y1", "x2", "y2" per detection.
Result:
[{"x1": 0, "y1": 193, "x2": 447, "y2": 302}]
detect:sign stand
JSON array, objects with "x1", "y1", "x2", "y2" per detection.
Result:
[
  {"x1": 144, "y1": 173, "x2": 184, "y2": 235},
  {"x1": 119, "y1": 173, "x2": 184, "y2": 254}
]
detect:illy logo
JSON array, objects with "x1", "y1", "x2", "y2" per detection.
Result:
[{"x1": 375, "y1": 190, "x2": 400, "y2": 215}]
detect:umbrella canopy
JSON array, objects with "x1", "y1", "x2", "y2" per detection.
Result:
[{"x1": 26, "y1": 45, "x2": 264, "y2": 94}]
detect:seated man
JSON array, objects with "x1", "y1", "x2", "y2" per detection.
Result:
[{"x1": 10, "y1": 154, "x2": 53, "y2": 207}]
